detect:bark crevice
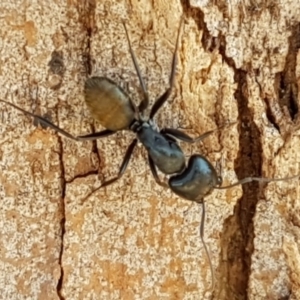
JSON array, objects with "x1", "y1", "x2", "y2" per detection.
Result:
[
  {"x1": 217, "y1": 70, "x2": 263, "y2": 299},
  {"x1": 56, "y1": 136, "x2": 66, "y2": 300}
]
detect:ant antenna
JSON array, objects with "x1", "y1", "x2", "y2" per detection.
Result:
[
  {"x1": 216, "y1": 173, "x2": 300, "y2": 190},
  {"x1": 199, "y1": 201, "x2": 215, "y2": 292}
]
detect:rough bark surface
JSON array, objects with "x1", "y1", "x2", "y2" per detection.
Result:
[{"x1": 1, "y1": 0, "x2": 300, "y2": 299}]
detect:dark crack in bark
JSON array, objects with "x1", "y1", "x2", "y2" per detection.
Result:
[
  {"x1": 275, "y1": 23, "x2": 300, "y2": 122},
  {"x1": 66, "y1": 169, "x2": 99, "y2": 185},
  {"x1": 216, "y1": 70, "x2": 263, "y2": 300},
  {"x1": 55, "y1": 3, "x2": 98, "y2": 297},
  {"x1": 180, "y1": 2, "x2": 264, "y2": 299},
  {"x1": 56, "y1": 135, "x2": 66, "y2": 300}
]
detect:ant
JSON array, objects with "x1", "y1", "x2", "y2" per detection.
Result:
[{"x1": 1, "y1": 18, "x2": 299, "y2": 291}]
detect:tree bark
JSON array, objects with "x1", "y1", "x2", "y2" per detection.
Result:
[{"x1": 1, "y1": 0, "x2": 300, "y2": 299}]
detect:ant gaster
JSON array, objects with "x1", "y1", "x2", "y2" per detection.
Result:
[{"x1": 1, "y1": 18, "x2": 300, "y2": 291}]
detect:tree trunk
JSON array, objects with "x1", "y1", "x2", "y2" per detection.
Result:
[{"x1": 1, "y1": 0, "x2": 300, "y2": 299}]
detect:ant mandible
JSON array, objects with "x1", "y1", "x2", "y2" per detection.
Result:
[{"x1": 1, "y1": 17, "x2": 299, "y2": 291}]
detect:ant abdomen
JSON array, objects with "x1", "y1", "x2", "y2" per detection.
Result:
[{"x1": 84, "y1": 77, "x2": 136, "y2": 131}]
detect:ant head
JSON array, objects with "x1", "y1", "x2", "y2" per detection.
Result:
[{"x1": 169, "y1": 155, "x2": 220, "y2": 202}]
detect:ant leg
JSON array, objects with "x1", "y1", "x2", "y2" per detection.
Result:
[
  {"x1": 123, "y1": 23, "x2": 149, "y2": 113},
  {"x1": 0, "y1": 99, "x2": 116, "y2": 141},
  {"x1": 150, "y1": 17, "x2": 184, "y2": 119},
  {"x1": 161, "y1": 122, "x2": 236, "y2": 143},
  {"x1": 77, "y1": 130, "x2": 115, "y2": 141},
  {"x1": 216, "y1": 173, "x2": 300, "y2": 190},
  {"x1": 199, "y1": 202, "x2": 215, "y2": 291},
  {"x1": 148, "y1": 155, "x2": 168, "y2": 188},
  {"x1": 0, "y1": 99, "x2": 80, "y2": 140},
  {"x1": 162, "y1": 128, "x2": 216, "y2": 143},
  {"x1": 100, "y1": 139, "x2": 137, "y2": 188}
]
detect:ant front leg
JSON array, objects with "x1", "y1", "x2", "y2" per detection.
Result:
[
  {"x1": 216, "y1": 173, "x2": 300, "y2": 190},
  {"x1": 198, "y1": 201, "x2": 215, "y2": 291},
  {"x1": 0, "y1": 99, "x2": 116, "y2": 141},
  {"x1": 168, "y1": 154, "x2": 218, "y2": 291}
]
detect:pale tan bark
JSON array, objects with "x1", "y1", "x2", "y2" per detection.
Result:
[{"x1": 1, "y1": 0, "x2": 300, "y2": 299}]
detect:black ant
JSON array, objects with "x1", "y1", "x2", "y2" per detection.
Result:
[{"x1": 1, "y1": 18, "x2": 299, "y2": 291}]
